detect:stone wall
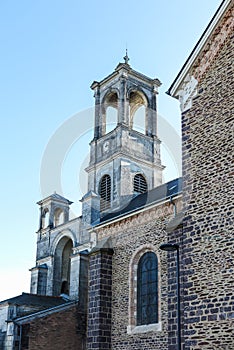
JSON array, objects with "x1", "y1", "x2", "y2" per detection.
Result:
[
  {"x1": 93, "y1": 199, "x2": 182, "y2": 349},
  {"x1": 181, "y1": 23, "x2": 234, "y2": 349}
]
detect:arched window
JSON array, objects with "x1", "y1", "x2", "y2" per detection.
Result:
[
  {"x1": 99, "y1": 175, "x2": 111, "y2": 211},
  {"x1": 102, "y1": 91, "x2": 118, "y2": 135},
  {"x1": 133, "y1": 174, "x2": 148, "y2": 194},
  {"x1": 54, "y1": 208, "x2": 64, "y2": 227},
  {"x1": 129, "y1": 91, "x2": 147, "y2": 134},
  {"x1": 137, "y1": 252, "x2": 158, "y2": 325},
  {"x1": 41, "y1": 209, "x2": 50, "y2": 229},
  {"x1": 53, "y1": 237, "x2": 73, "y2": 296}
]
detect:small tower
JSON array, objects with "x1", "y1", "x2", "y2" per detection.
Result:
[
  {"x1": 30, "y1": 193, "x2": 73, "y2": 296},
  {"x1": 85, "y1": 54, "x2": 164, "y2": 216},
  {"x1": 37, "y1": 192, "x2": 72, "y2": 231}
]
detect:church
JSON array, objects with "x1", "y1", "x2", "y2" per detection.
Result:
[{"x1": 0, "y1": 0, "x2": 233, "y2": 349}]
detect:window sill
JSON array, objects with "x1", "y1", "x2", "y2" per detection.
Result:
[{"x1": 127, "y1": 322, "x2": 162, "y2": 334}]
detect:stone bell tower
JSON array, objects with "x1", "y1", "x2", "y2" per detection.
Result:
[{"x1": 84, "y1": 53, "x2": 164, "y2": 216}]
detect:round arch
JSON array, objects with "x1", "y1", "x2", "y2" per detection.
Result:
[
  {"x1": 127, "y1": 89, "x2": 149, "y2": 133},
  {"x1": 128, "y1": 244, "x2": 161, "y2": 333},
  {"x1": 101, "y1": 89, "x2": 119, "y2": 134},
  {"x1": 52, "y1": 235, "x2": 74, "y2": 296},
  {"x1": 50, "y1": 229, "x2": 76, "y2": 256}
]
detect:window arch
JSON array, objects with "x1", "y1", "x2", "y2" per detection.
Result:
[
  {"x1": 99, "y1": 174, "x2": 111, "y2": 211},
  {"x1": 102, "y1": 91, "x2": 118, "y2": 135},
  {"x1": 53, "y1": 237, "x2": 73, "y2": 296},
  {"x1": 54, "y1": 208, "x2": 64, "y2": 227},
  {"x1": 133, "y1": 173, "x2": 148, "y2": 194},
  {"x1": 41, "y1": 209, "x2": 49, "y2": 229},
  {"x1": 128, "y1": 246, "x2": 161, "y2": 334},
  {"x1": 137, "y1": 252, "x2": 158, "y2": 325},
  {"x1": 129, "y1": 90, "x2": 148, "y2": 134}
]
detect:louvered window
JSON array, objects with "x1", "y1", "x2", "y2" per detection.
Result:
[
  {"x1": 133, "y1": 174, "x2": 147, "y2": 194},
  {"x1": 137, "y1": 252, "x2": 158, "y2": 325},
  {"x1": 99, "y1": 175, "x2": 111, "y2": 211}
]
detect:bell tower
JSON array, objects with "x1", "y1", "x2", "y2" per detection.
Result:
[{"x1": 85, "y1": 54, "x2": 164, "y2": 216}]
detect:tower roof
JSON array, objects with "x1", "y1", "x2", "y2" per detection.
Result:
[
  {"x1": 37, "y1": 192, "x2": 73, "y2": 206},
  {"x1": 90, "y1": 55, "x2": 161, "y2": 91}
]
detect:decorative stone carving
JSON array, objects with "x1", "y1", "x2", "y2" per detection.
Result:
[{"x1": 177, "y1": 74, "x2": 198, "y2": 113}]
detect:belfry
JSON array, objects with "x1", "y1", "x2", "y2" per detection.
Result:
[{"x1": 85, "y1": 53, "x2": 164, "y2": 216}]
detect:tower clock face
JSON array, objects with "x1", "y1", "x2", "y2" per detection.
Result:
[{"x1": 103, "y1": 141, "x2": 109, "y2": 152}]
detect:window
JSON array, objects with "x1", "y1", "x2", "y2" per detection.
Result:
[
  {"x1": 99, "y1": 175, "x2": 111, "y2": 211},
  {"x1": 133, "y1": 174, "x2": 148, "y2": 194},
  {"x1": 137, "y1": 252, "x2": 158, "y2": 325}
]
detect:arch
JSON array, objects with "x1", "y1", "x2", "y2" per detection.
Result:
[
  {"x1": 128, "y1": 245, "x2": 161, "y2": 333},
  {"x1": 41, "y1": 208, "x2": 49, "y2": 229},
  {"x1": 53, "y1": 236, "x2": 73, "y2": 296},
  {"x1": 98, "y1": 174, "x2": 111, "y2": 211},
  {"x1": 50, "y1": 229, "x2": 76, "y2": 257},
  {"x1": 101, "y1": 90, "x2": 119, "y2": 135},
  {"x1": 133, "y1": 173, "x2": 148, "y2": 194},
  {"x1": 54, "y1": 208, "x2": 64, "y2": 227},
  {"x1": 128, "y1": 89, "x2": 149, "y2": 134}
]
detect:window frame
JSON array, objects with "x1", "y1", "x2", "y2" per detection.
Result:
[
  {"x1": 137, "y1": 252, "x2": 158, "y2": 326},
  {"x1": 133, "y1": 173, "x2": 148, "y2": 194},
  {"x1": 127, "y1": 245, "x2": 162, "y2": 334}
]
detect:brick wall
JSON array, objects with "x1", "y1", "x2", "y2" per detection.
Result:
[
  {"x1": 21, "y1": 305, "x2": 85, "y2": 350},
  {"x1": 181, "y1": 26, "x2": 234, "y2": 349},
  {"x1": 87, "y1": 248, "x2": 113, "y2": 350}
]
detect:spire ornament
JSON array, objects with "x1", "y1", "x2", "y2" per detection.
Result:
[{"x1": 123, "y1": 49, "x2": 130, "y2": 65}]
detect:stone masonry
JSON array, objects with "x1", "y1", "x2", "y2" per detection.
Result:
[{"x1": 175, "y1": 3, "x2": 234, "y2": 349}]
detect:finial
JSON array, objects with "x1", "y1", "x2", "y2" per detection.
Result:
[{"x1": 123, "y1": 49, "x2": 129, "y2": 65}]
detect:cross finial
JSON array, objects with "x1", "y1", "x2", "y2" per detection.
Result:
[{"x1": 123, "y1": 49, "x2": 129, "y2": 65}]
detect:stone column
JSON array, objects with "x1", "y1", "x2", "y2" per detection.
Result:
[
  {"x1": 87, "y1": 244, "x2": 113, "y2": 350},
  {"x1": 69, "y1": 253, "x2": 80, "y2": 300},
  {"x1": 94, "y1": 86, "x2": 101, "y2": 139},
  {"x1": 118, "y1": 77, "x2": 129, "y2": 126}
]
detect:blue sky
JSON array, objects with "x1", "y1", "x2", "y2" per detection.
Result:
[{"x1": 0, "y1": 1, "x2": 221, "y2": 300}]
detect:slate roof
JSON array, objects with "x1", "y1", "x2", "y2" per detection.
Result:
[
  {"x1": 101, "y1": 177, "x2": 182, "y2": 223},
  {"x1": 0, "y1": 292, "x2": 67, "y2": 308}
]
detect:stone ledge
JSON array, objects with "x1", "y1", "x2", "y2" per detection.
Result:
[{"x1": 127, "y1": 322, "x2": 162, "y2": 334}]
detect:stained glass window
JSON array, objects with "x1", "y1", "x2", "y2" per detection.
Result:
[{"x1": 137, "y1": 252, "x2": 158, "y2": 325}]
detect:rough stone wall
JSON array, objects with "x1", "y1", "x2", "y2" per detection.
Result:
[
  {"x1": 21, "y1": 305, "x2": 85, "y2": 350},
  {"x1": 94, "y1": 200, "x2": 182, "y2": 350},
  {"x1": 181, "y1": 27, "x2": 234, "y2": 349}
]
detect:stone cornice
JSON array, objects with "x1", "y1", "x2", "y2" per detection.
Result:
[{"x1": 92, "y1": 196, "x2": 182, "y2": 240}]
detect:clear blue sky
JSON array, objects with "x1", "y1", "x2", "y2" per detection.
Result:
[{"x1": 0, "y1": 1, "x2": 221, "y2": 301}]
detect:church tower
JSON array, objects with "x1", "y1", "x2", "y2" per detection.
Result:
[{"x1": 85, "y1": 53, "x2": 164, "y2": 216}]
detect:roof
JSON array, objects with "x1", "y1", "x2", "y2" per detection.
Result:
[
  {"x1": 100, "y1": 177, "x2": 182, "y2": 223},
  {"x1": 37, "y1": 192, "x2": 73, "y2": 206},
  {"x1": 167, "y1": 0, "x2": 232, "y2": 97},
  {"x1": 91, "y1": 61, "x2": 161, "y2": 90},
  {"x1": 0, "y1": 292, "x2": 67, "y2": 308}
]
